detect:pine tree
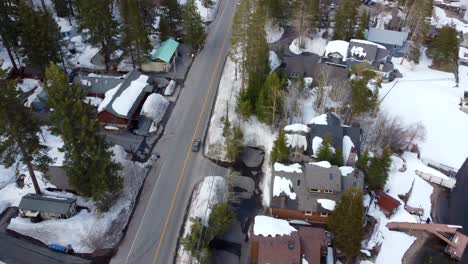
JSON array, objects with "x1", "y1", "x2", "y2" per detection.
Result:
[
  {"x1": 355, "y1": 10, "x2": 369, "y2": 39},
  {"x1": 428, "y1": 25, "x2": 459, "y2": 71},
  {"x1": 120, "y1": 0, "x2": 152, "y2": 67},
  {"x1": 366, "y1": 147, "x2": 392, "y2": 190},
  {"x1": 159, "y1": 15, "x2": 172, "y2": 41},
  {"x1": 348, "y1": 72, "x2": 379, "y2": 122},
  {"x1": 161, "y1": 0, "x2": 180, "y2": 26},
  {"x1": 53, "y1": 0, "x2": 69, "y2": 18},
  {"x1": 316, "y1": 134, "x2": 334, "y2": 162},
  {"x1": 0, "y1": 77, "x2": 52, "y2": 194},
  {"x1": 18, "y1": 1, "x2": 60, "y2": 74},
  {"x1": 45, "y1": 64, "x2": 122, "y2": 211},
  {"x1": 271, "y1": 129, "x2": 290, "y2": 163},
  {"x1": 332, "y1": 148, "x2": 344, "y2": 166},
  {"x1": 355, "y1": 149, "x2": 369, "y2": 174},
  {"x1": 180, "y1": 217, "x2": 209, "y2": 260},
  {"x1": 333, "y1": 0, "x2": 360, "y2": 40},
  {"x1": 182, "y1": 0, "x2": 206, "y2": 49},
  {"x1": 225, "y1": 125, "x2": 243, "y2": 162},
  {"x1": 207, "y1": 202, "x2": 235, "y2": 240},
  {"x1": 78, "y1": 0, "x2": 118, "y2": 71},
  {"x1": 262, "y1": 0, "x2": 290, "y2": 23},
  {"x1": 256, "y1": 72, "x2": 284, "y2": 125},
  {"x1": 294, "y1": 0, "x2": 320, "y2": 43},
  {"x1": 0, "y1": 0, "x2": 20, "y2": 71},
  {"x1": 230, "y1": 0, "x2": 252, "y2": 90},
  {"x1": 138, "y1": 0, "x2": 158, "y2": 33},
  {"x1": 327, "y1": 187, "x2": 364, "y2": 257}
]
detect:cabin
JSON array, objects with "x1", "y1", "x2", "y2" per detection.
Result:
[
  {"x1": 142, "y1": 38, "x2": 180, "y2": 73},
  {"x1": 97, "y1": 70, "x2": 154, "y2": 129},
  {"x1": 18, "y1": 193, "x2": 77, "y2": 220}
]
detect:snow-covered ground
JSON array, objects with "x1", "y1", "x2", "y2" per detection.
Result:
[
  {"x1": 0, "y1": 45, "x2": 14, "y2": 73},
  {"x1": 269, "y1": 51, "x2": 281, "y2": 72},
  {"x1": 178, "y1": 0, "x2": 220, "y2": 22},
  {"x1": 289, "y1": 34, "x2": 328, "y2": 56},
  {"x1": 40, "y1": 127, "x2": 65, "y2": 167},
  {"x1": 265, "y1": 20, "x2": 284, "y2": 44},
  {"x1": 16, "y1": 79, "x2": 40, "y2": 93},
  {"x1": 381, "y1": 55, "x2": 468, "y2": 169},
  {"x1": 7, "y1": 145, "x2": 149, "y2": 253},
  {"x1": 432, "y1": 7, "x2": 468, "y2": 33}
]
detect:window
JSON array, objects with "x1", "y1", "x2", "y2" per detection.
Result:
[
  {"x1": 309, "y1": 188, "x2": 320, "y2": 193},
  {"x1": 320, "y1": 212, "x2": 329, "y2": 217},
  {"x1": 329, "y1": 173, "x2": 333, "y2": 180},
  {"x1": 323, "y1": 190, "x2": 333, "y2": 194},
  {"x1": 297, "y1": 180, "x2": 301, "y2": 186},
  {"x1": 305, "y1": 211, "x2": 313, "y2": 216},
  {"x1": 353, "y1": 182, "x2": 357, "y2": 187}
]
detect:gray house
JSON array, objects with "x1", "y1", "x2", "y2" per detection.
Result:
[
  {"x1": 18, "y1": 193, "x2": 77, "y2": 220},
  {"x1": 366, "y1": 28, "x2": 409, "y2": 57},
  {"x1": 75, "y1": 75, "x2": 125, "y2": 97},
  {"x1": 282, "y1": 54, "x2": 320, "y2": 79},
  {"x1": 270, "y1": 162, "x2": 364, "y2": 222}
]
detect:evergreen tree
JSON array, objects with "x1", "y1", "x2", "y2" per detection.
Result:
[
  {"x1": 294, "y1": 0, "x2": 320, "y2": 43},
  {"x1": 45, "y1": 64, "x2": 122, "y2": 211},
  {"x1": 138, "y1": 0, "x2": 158, "y2": 33},
  {"x1": 366, "y1": 147, "x2": 392, "y2": 190},
  {"x1": 207, "y1": 202, "x2": 235, "y2": 240},
  {"x1": 355, "y1": 149, "x2": 369, "y2": 174},
  {"x1": 78, "y1": 0, "x2": 118, "y2": 71},
  {"x1": 328, "y1": 187, "x2": 364, "y2": 257},
  {"x1": 0, "y1": 0, "x2": 20, "y2": 71},
  {"x1": 256, "y1": 72, "x2": 284, "y2": 125},
  {"x1": 201, "y1": 0, "x2": 215, "y2": 19},
  {"x1": 120, "y1": 0, "x2": 152, "y2": 67},
  {"x1": 161, "y1": 0, "x2": 180, "y2": 26},
  {"x1": 333, "y1": 0, "x2": 360, "y2": 40},
  {"x1": 182, "y1": 0, "x2": 206, "y2": 49},
  {"x1": 355, "y1": 10, "x2": 369, "y2": 39},
  {"x1": 316, "y1": 134, "x2": 334, "y2": 162},
  {"x1": 180, "y1": 217, "x2": 210, "y2": 262},
  {"x1": 428, "y1": 25, "x2": 459, "y2": 71},
  {"x1": 225, "y1": 125, "x2": 243, "y2": 162},
  {"x1": 347, "y1": 67, "x2": 379, "y2": 122},
  {"x1": 18, "y1": 1, "x2": 60, "y2": 74},
  {"x1": 332, "y1": 148, "x2": 344, "y2": 166},
  {"x1": 0, "y1": 77, "x2": 52, "y2": 194},
  {"x1": 262, "y1": 0, "x2": 290, "y2": 23},
  {"x1": 271, "y1": 129, "x2": 290, "y2": 163},
  {"x1": 53, "y1": 0, "x2": 69, "y2": 18},
  {"x1": 230, "y1": 0, "x2": 252, "y2": 91},
  {"x1": 159, "y1": 14, "x2": 172, "y2": 41}
]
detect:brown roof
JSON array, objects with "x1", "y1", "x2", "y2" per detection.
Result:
[
  {"x1": 296, "y1": 226, "x2": 328, "y2": 263},
  {"x1": 376, "y1": 191, "x2": 401, "y2": 217}
]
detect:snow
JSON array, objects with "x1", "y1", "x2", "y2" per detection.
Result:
[
  {"x1": 339, "y1": 166, "x2": 355, "y2": 176},
  {"x1": 40, "y1": 127, "x2": 65, "y2": 167},
  {"x1": 317, "y1": 199, "x2": 336, "y2": 211},
  {"x1": 140, "y1": 93, "x2": 169, "y2": 125},
  {"x1": 304, "y1": 77, "x2": 313, "y2": 88},
  {"x1": 286, "y1": 134, "x2": 307, "y2": 150},
  {"x1": 432, "y1": 7, "x2": 468, "y2": 33},
  {"x1": 350, "y1": 46, "x2": 367, "y2": 58},
  {"x1": 350, "y1": 39, "x2": 386, "y2": 50},
  {"x1": 273, "y1": 176, "x2": 297, "y2": 200},
  {"x1": 309, "y1": 161, "x2": 332, "y2": 168},
  {"x1": 324, "y1": 40, "x2": 349, "y2": 60},
  {"x1": 113, "y1": 75, "x2": 149, "y2": 116},
  {"x1": 289, "y1": 35, "x2": 328, "y2": 55},
  {"x1": 97, "y1": 85, "x2": 120, "y2": 112},
  {"x1": 381, "y1": 56, "x2": 468, "y2": 169},
  {"x1": 69, "y1": 46, "x2": 102, "y2": 69},
  {"x1": 312, "y1": 136, "x2": 323, "y2": 154},
  {"x1": 7, "y1": 145, "x2": 150, "y2": 253},
  {"x1": 284, "y1": 124, "x2": 310, "y2": 133},
  {"x1": 309, "y1": 113, "x2": 328, "y2": 125},
  {"x1": 55, "y1": 17, "x2": 73, "y2": 33},
  {"x1": 164, "y1": 80, "x2": 176, "y2": 96},
  {"x1": 302, "y1": 94, "x2": 318, "y2": 124},
  {"x1": 16, "y1": 79, "x2": 40, "y2": 93},
  {"x1": 83, "y1": 96, "x2": 103, "y2": 107},
  {"x1": 274, "y1": 162, "x2": 303, "y2": 173},
  {"x1": 253, "y1": 215, "x2": 297, "y2": 237},
  {"x1": 302, "y1": 257, "x2": 309, "y2": 264},
  {"x1": 342, "y1": 135, "x2": 355, "y2": 164},
  {"x1": 24, "y1": 85, "x2": 43, "y2": 108},
  {"x1": 104, "y1": 125, "x2": 119, "y2": 131},
  {"x1": 406, "y1": 176, "x2": 433, "y2": 219},
  {"x1": 361, "y1": 249, "x2": 371, "y2": 256},
  {"x1": 265, "y1": 20, "x2": 284, "y2": 44},
  {"x1": 327, "y1": 247, "x2": 334, "y2": 264},
  {"x1": 269, "y1": 51, "x2": 281, "y2": 72},
  {"x1": 0, "y1": 45, "x2": 13, "y2": 72}
]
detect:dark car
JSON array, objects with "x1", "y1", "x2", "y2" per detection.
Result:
[{"x1": 192, "y1": 139, "x2": 201, "y2": 152}]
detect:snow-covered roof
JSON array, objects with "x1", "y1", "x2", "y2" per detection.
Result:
[
  {"x1": 309, "y1": 114, "x2": 328, "y2": 125},
  {"x1": 286, "y1": 134, "x2": 307, "y2": 150},
  {"x1": 350, "y1": 39, "x2": 386, "y2": 50},
  {"x1": 98, "y1": 85, "x2": 120, "y2": 112},
  {"x1": 113, "y1": 75, "x2": 149, "y2": 116},
  {"x1": 253, "y1": 215, "x2": 297, "y2": 237},
  {"x1": 459, "y1": 46, "x2": 468, "y2": 59},
  {"x1": 312, "y1": 136, "x2": 323, "y2": 155},
  {"x1": 140, "y1": 93, "x2": 169, "y2": 125},
  {"x1": 274, "y1": 163, "x2": 303, "y2": 173},
  {"x1": 284, "y1": 124, "x2": 310, "y2": 133},
  {"x1": 342, "y1": 135, "x2": 355, "y2": 164},
  {"x1": 317, "y1": 199, "x2": 336, "y2": 211},
  {"x1": 269, "y1": 51, "x2": 281, "y2": 72},
  {"x1": 350, "y1": 46, "x2": 367, "y2": 58},
  {"x1": 273, "y1": 176, "x2": 297, "y2": 200},
  {"x1": 324, "y1": 40, "x2": 349, "y2": 60},
  {"x1": 309, "y1": 161, "x2": 332, "y2": 168},
  {"x1": 339, "y1": 166, "x2": 355, "y2": 176}
]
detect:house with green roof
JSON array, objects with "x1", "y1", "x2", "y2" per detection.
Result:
[{"x1": 142, "y1": 38, "x2": 180, "y2": 72}]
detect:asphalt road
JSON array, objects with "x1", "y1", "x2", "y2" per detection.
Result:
[{"x1": 111, "y1": 0, "x2": 236, "y2": 263}]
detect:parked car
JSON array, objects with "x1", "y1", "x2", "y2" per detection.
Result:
[{"x1": 192, "y1": 139, "x2": 201, "y2": 152}]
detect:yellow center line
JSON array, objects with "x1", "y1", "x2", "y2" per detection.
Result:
[{"x1": 151, "y1": 3, "x2": 232, "y2": 264}]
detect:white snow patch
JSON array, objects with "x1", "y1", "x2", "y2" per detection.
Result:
[
  {"x1": 40, "y1": 127, "x2": 65, "y2": 166},
  {"x1": 284, "y1": 124, "x2": 310, "y2": 133},
  {"x1": 312, "y1": 136, "x2": 323, "y2": 155},
  {"x1": 351, "y1": 39, "x2": 386, "y2": 50},
  {"x1": 113, "y1": 75, "x2": 149, "y2": 116},
  {"x1": 342, "y1": 135, "x2": 355, "y2": 164},
  {"x1": 339, "y1": 166, "x2": 355, "y2": 176},
  {"x1": 164, "y1": 80, "x2": 176, "y2": 96},
  {"x1": 253, "y1": 215, "x2": 297, "y2": 237},
  {"x1": 178, "y1": 0, "x2": 219, "y2": 22},
  {"x1": 269, "y1": 51, "x2": 281, "y2": 72},
  {"x1": 83, "y1": 96, "x2": 103, "y2": 107},
  {"x1": 325, "y1": 40, "x2": 349, "y2": 60},
  {"x1": 97, "y1": 85, "x2": 120, "y2": 113},
  {"x1": 140, "y1": 93, "x2": 169, "y2": 125},
  {"x1": 309, "y1": 161, "x2": 332, "y2": 168},
  {"x1": 433, "y1": 7, "x2": 468, "y2": 33},
  {"x1": 286, "y1": 134, "x2": 307, "y2": 150},
  {"x1": 265, "y1": 20, "x2": 284, "y2": 44},
  {"x1": 274, "y1": 162, "x2": 303, "y2": 173},
  {"x1": 16, "y1": 79, "x2": 40, "y2": 93},
  {"x1": 317, "y1": 199, "x2": 336, "y2": 211},
  {"x1": 273, "y1": 176, "x2": 297, "y2": 200},
  {"x1": 350, "y1": 46, "x2": 367, "y2": 58},
  {"x1": 289, "y1": 35, "x2": 327, "y2": 55},
  {"x1": 309, "y1": 113, "x2": 328, "y2": 125}
]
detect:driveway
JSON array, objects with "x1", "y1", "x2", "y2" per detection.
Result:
[{"x1": 110, "y1": 0, "x2": 237, "y2": 263}]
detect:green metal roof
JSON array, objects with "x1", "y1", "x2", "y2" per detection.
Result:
[{"x1": 150, "y1": 38, "x2": 179, "y2": 63}]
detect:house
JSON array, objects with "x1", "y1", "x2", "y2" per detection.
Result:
[
  {"x1": 375, "y1": 190, "x2": 401, "y2": 217},
  {"x1": 74, "y1": 74, "x2": 125, "y2": 98},
  {"x1": 308, "y1": 112, "x2": 362, "y2": 166},
  {"x1": 18, "y1": 193, "x2": 77, "y2": 220},
  {"x1": 97, "y1": 69, "x2": 154, "y2": 128},
  {"x1": 323, "y1": 40, "x2": 349, "y2": 67},
  {"x1": 270, "y1": 162, "x2": 364, "y2": 223},
  {"x1": 142, "y1": 38, "x2": 179, "y2": 72},
  {"x1": 282, "y1": 54, "x2": 320, "y2": 79},
  {"x1": 250, "y1": 215, "x2": 329, "y2": 264},
  {"x1": 366, "y1": 28, "x2": 409, "y2": 57}
]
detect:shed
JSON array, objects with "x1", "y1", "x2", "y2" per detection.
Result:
[
  {"x1": 375, "y1": 190, "x2": 401, "y2": 217},
  {"x1": 142, "y1": 38, "x2": 180, "y2": 72},
  {"x1": 18, "y1": 193, "x2": 77, "y2": 220}
]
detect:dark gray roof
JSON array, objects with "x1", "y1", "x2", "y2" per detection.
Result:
[
  {"x1": 342, "y1": 169, "x2": 365, "y2": 190},
  {"x1": 102, "y1": 69, "x2": 153, "y2": 119},
  {"x1": 307, "y1": 113, "x2": 361, "y2": 155},
  {"x1": 304, "y1": 163, "x2": 341, "y2": 192},
  {"x1": 310, "y1": 64, "x2": 349, "y2": 86},
  {"x1": 75, "y1": 76, "x2": 124, "y2": 95},
  {"x1": 19, "y1": 193, "x2": 76, "y2": 215},
  {"x1": 347, "y1": 40, "x2": 378, "y2": 62},
  {"x1": 282, "y1": 54, "x2": 320, "y2": 77},
  {"x1": 367, "y1": 28, "x2": 409, "y2": 47}
]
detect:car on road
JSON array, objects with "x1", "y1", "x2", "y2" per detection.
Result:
[{"x1": 192, "y1": 139, "x2": 201, "y2": 152}]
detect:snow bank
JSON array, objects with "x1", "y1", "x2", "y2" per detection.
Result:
[
  {"x1": 269, "y1": 51, "x2": 281, "y2": 72},
  {"x1": 309, "y1": 113, "x2": 328, "y2": 125},
  {"x1": 98, "y1": 85, "x2": 120, "y2": 112},
  {"x1": 432, "y1": 7, "x2": 468, "y2": 33},
  {"x1": 70, "y1": 46, "x2": 101, "y2": 69},
  {"x1": 309, "y1": 161, "x2": 332, "y2": 168},
  {"x1": 284, "y1": 124, "x2": 310, "y2": 133},
  {"x1": 164, "y1": 80, "x2": 176, "y2": 96},
  {"x1": 342, "y1": 135, "x2": 354, "y2": 164},
  {"x1": 317, "y1": 199, "x2": 336, "y2": 211},
  {"x1": 289, "y1": 36, "x2": 327, "y2": 55},
  {"x1": 253, "y1": 215, "x2": 297, "y2": 237},
  {"x1": 41, "y1": 127, "x2": 65, "y2": 166},
  {"x1": 8, "y1": 145, "x2": 149, "y2": 253},
  {"x1": 265, "y1": 20, "x2": 284, "y2": 44},
  {"x1": 286, "y1": 134, "x2": 307, "y2": 150},
  {"x1": 113, "y1": 75, "x2": 149, "y2": 116},
  {"x1": 273, "y1": 176, "x2": 296, "y2": 200},
  {"x1": 16, "y1": 79, "x2": 40, "y2": 93},
  {"x1": 339, "y1": 166, "x2": 355, "y2": 176},
  {"x1": 274, "y1": 162, "x2": 303, "y2": 173},
  {"x1": 381, "y1": 56, "x2": 468, "y2": 169},
  {"x1": 189, "y1": 176, "x2": 226, "y2": 226},
  {"x1": 324, "y1": 40, "x2": 349, "y2": 60},
  {"x1": 312, "y1": 136, "x2": 323, "y2": 154},
  {"x1": 140, "y1": 93, "x2": 169, "y2": 125}
]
